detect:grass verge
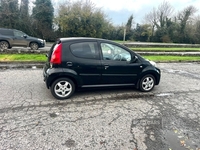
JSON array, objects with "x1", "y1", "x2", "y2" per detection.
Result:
[
  {"x1": 143, "y1": 55, "x2": 200, "y2": 62},
  {"x1": 131, "y1": 47, "x2": 200, "y2": 52},
  {"x1": 0, "y1": 54, "x2": 46, "y2": 62}
]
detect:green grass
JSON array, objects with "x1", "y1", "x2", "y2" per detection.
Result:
[
  {"x1": 0, "y1": 54, "x2": 199, "y2": 62},
  {"x1": 131, "y1": 47, "x2": 200, "y2": 52},
  {"x1": 0, "y1": 54, "x2": 46, "y2": 62},
  {"x1": 143, "y1": 55, "x2": 200, "y2": 62},
  {"x1": 113, "y1": 40, "x2": 128, "y2": 44}
]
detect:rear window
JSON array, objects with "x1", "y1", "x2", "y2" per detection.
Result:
[
  {"x1": 0, "y1": 29, "x2": 13, "y2": 36},
  {"x1": 70, "y1": 42, "x2": 99, "y2": 59}
]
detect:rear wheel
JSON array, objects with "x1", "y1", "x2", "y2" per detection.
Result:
[
  {"x1": 30, "y1": 42, "x2": 39, "y2": 50},
  {"x1": 50, "y1": 78, "x2": 75, "y2": 100},
  {"x1": 0, "y1": 41, "x2": 9, "y2": 50},
  {"x1": 139, "y1": 74, "x2": 155, "y2": 92}
]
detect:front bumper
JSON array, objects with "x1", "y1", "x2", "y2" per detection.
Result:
[{"x1": 39, "y1": 41, "x2": 45, "y2": 48}]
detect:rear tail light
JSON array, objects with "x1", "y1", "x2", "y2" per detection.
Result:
[{"x1": 50, "y1": 43, "x2": 62, "y2": 64}]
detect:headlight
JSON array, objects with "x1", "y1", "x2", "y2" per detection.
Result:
[
  {"x1": 38, "y1": 39, "x2": 44, "y2": 43},
  {"x1": 149, "y1": 60, "x2": 157, "y2": 67},
  {"x1": 156, "y1": 68, "x2": 160, "y2": 74}
]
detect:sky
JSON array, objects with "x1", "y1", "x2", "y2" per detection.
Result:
[{"x1": 54, "y1": 0, "x2": 200, "y2": 25}]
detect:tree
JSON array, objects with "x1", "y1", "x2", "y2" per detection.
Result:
[
  {"x1": 125, "y1": 15, "x2": 134, "y2": 40},
  {"x1": 194, "y1": 16, "x2": 200, "y2": 43},
  {"x1": 55, "y1": 0, "x2": 112, "y2": 39},
  {"x1": 18, "y1": 0, "x2": 32, "y2": 34},
  {"x1": 157, "y1": 1, "x2": 174, "y2": 28},
  {"x1": 134, "y1": 24, "x2": 151, "y2": 42},
  {"x1": 32, "y1": 0, "x2": 54, "y2": 40},
  {"x1": 0, "y1": 0, "x2": 19, "y2": 28},
  {"x1": 177, "y1": 5, "x2": 198, "y2": 43},
  {"x1": 144, "y1": 1, "x2": 174, "y2": 42}
]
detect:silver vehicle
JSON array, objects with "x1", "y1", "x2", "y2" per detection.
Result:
[{"x1": 0, "y1": 28, "x2": 45, "y2": 50}]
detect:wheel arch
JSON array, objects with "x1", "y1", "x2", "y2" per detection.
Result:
[
  {"x1": 29, "y1": 41, "x2": 39, "y2": 46},
  {"x1": 47, "y1": 74, "x2": 79, "y2": 89},
  {"x1": 0, "y1": 40, "x2": 11, "y2": 48},
  {"x1": 136, "y1": 71, "x2": 159, "y2": 89}
]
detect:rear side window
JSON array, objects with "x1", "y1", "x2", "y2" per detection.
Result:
[
  {"x1": 70, "y1": 42, "x2": 99, "y2": 59},
  {"x1": 13, "y1": 30, "x2": 25, "y2": 37},
  {"x1": 0, "y1": 29, "x2": 13, "y2": 36}
]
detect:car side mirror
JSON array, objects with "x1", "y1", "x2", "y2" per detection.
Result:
[
  {"x1": 131, "y1": 55, "x2": 138, "y2": 63},
  {"x1": 23, "y1": 35, "x2": 27, "y2": 38}
]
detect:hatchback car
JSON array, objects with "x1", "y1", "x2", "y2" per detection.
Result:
[{"x1": 43, "y1": 37, "x2": 161, "y2": 100}]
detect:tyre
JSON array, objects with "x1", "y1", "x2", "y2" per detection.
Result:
[
  {"x1": 50, "y1": 78, "x2": 75, "y2": 100},
  {"x1": 139, "y1": 74, "x2": 155, "y2": 92},
  {"x1": 30, "y1": 42, "x2": 39, "y2": 50},
  {"x1": 0, "y1": 41, "x2": 9, "y2": 50}
]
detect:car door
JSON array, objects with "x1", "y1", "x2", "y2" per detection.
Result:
[
  {"x1": 100, "y1": 42, "x2": 143, "y2": 85},
  {"x1": 66, "y1": 41, "x2": 102, "y2": 86},
  {"x1": 13, "y1": 30, "x2": 28, "y2": 46}
]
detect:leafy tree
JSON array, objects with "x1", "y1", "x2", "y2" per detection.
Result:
[
  {"x1": 194, "y1": 17, "x2": 200, "y2": 43},
  {"x1": 0, "y1": 0, "x2": 19, "y2": 28},
  {"x1": 32, "y1": 0, "x2": 54, "y2": 40},
  {"x1": 55, "y1": 0, "x2": 112, "y2": 39},
  {"x1": 134, "y1": 24, "x2": 151, "y2": 42},
  {"x1": 177, "y1": 5, "x2": 198, "y2": 43}
]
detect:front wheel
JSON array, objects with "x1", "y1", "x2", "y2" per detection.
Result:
[
  {"x1": 139, "y1": 74, "x2": 155, "y2": 92},
  {"x1": 50, "y1": 78, "x2": 75, "y2": 100},
  {"x1": 30, "y1": 42, "x2": 39, "y2": 50},
  {"x1": 0, "y1": 41, "x2": 9, "y2": 50}
]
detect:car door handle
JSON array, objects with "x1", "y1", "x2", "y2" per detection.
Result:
[
  {"x1": 67, "y1": 62, "x2": 73, "y2": 66},
  {"x1": 104, "y1": 65, "x2": 109, "y2": 70}
]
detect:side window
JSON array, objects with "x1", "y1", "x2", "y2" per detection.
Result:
[
  {"x1": 14, "y1": 30, "x2": 25, "y2": 37},
  {"x1": 101, "y1": 43, "x2": 131, "y2": 62},
  {"x1": 0, "y1": 29, "x2": 13, "y2": 36},
  {"x1": 70, "y1": 42, "x2": 99, "y2": 59}
]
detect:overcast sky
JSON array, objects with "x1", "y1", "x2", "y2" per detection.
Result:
[{"x1": 54, "y1": 0, "x2": 200, "y2": 25}]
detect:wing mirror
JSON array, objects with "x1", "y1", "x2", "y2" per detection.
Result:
[
  {"x1": 131, "y1": 55, "x2": 138, "y2": 63},
  {"x1": 23, "y1": 35, "x2": 27, "y2": 38}
]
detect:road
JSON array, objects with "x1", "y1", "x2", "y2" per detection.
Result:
[{"x1": 0, "y1": 63, "x2": 200, "y2": 150}]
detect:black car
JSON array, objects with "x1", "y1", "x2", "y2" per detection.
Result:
[
  {"x1": 0, "y1": 28, "x2": 45, "y2": 50},
  {"x1": 43, "y1": 37, "x2": 161, "y2": 100}
]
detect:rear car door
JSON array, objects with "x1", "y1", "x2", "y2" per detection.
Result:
[
  {"x1": 13, "y1": 30, "x2": 28, "y2": 46},
  {"x1": 63, "y1": 41, "x2": 102, "y2": 86},
  {"x1": 99, "y1": 42, "x2": 143, "y2": 85}
]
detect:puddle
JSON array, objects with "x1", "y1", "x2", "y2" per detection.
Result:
[{"x1": 164, "y1": 130, "x2": 199, "y2": 150}]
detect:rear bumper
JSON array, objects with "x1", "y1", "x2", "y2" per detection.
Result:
[{"x1": 43, "y1": 63, "x2": 50, "y2": 89}]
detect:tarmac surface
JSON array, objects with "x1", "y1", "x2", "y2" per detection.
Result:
[{"x1": 0, "y1": 63, "x2": 200, "y2": 150}]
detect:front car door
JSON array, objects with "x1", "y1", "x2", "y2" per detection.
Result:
[{"x1": 100, "y1": 42, "x2": 143, "y2": 85}]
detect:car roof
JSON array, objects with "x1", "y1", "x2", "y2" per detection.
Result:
[
  {"x1": 0, "y1": 28, "x2": 21, "y2": 32},
  {"x1": 59, "y1": 37, "x2": 112, "y2": 43}
]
